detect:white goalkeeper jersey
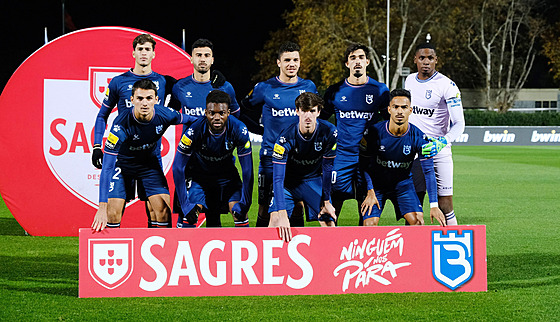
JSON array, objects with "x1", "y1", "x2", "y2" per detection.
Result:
[{"x1": 405, "y1": 71, "x2": 465, "y2": 144}]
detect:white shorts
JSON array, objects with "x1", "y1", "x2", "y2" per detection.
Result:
[
  {"x1": 433, "y1": 146, "x2": 453, "y2": 196},
  {"x1": 412, "y1": 146, "x2": 454, "y2": 196}
]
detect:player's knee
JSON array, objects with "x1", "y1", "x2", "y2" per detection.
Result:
[
  {"x1": 438, "y1": 196, "x2": 453, "y2": 214},
  {"x1": 363, "y1": 217, "x2": 379, "y2": 226}
]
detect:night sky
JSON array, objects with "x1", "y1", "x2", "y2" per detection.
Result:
[
  {"x1": 0, "y1": 0, "x2": 294, "y2": 98},
  {"x1": 1, "y1": 0, "x2": 559, "y2": 97}
]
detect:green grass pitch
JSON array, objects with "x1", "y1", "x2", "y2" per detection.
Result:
[{"x1": 0, "y1": 145, "x2": 559, "y2": 320}]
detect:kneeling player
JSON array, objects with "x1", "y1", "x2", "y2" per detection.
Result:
[
  {"x1": 173, "y1": 90, "x2": 253, "y2": 227},
  {"x1": 268, "y1": 92, "x2": 338, "y2": 242},
  {"x1": 359, "y1": 89, "x2": 446, "y2": 226},
  {"x1": 91, "y1": 79, "x2": 195, "y2": 231}
]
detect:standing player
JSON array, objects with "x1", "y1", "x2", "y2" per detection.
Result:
[
  {"x1": 170, "y1": 38, "x2": 240, "y2": 121},
  {"x1": 359, "y1": 89, "x2": 445, "y2": 227},
  {"x1": 172, "y1": 90, "x2": 253, "y2": 228},
  {"x1": 91, "y1": 33, "x2": 174, "y2": 228},
  {"x1": 321, "y1": 43, "x2": 390, "y2": 225},
  {"x1": 91, "y1": 79, "x2": 195, "y2": 231},
  {"x1": 240, "y1": 41, "x2": 318, "y2": 227},
  {"x1": 170, "y1": 39, "x2": 241, "y2": 226},
  {"x1": 268, "y1": 93, "x2": 338, "y2": 242},
  {"x1": 405, "y1": 43, "x2": 465, "y2": 225}
]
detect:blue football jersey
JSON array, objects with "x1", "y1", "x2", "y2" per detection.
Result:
[
  {"x1": 323, "y1": 77, "x2": 390, "y2": 162},
  {"x1": 176, "y1": 116, "x2": 252, "y2": 181},
  {"x1": 360, "y1": 121, "x2": 429, "y2": 188},
  {"x1": 104, "y1": 106, "x2": 191, "y2": 162},
  {"x1": 94, "y1": 70, "x2": 168, "y2": 145},
  {"x1": 171, "y1": 75, "x2": 241, "y2": 122},
  {"x1": 272, "y1": 119, "x2": 337, "y2": 182},
  {"x1": 243, "y1": 76, "x2": 318, "y2": 158}
]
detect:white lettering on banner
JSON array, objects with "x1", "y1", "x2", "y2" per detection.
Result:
[
  {"x1": 453, "y1": 133, "x2": 469, "y2": 143},
  {"x1": 531, "y1": 130, "x2": 560, "y2": 143},
  {"x1": 333, "y1": 228, "x2": 411, "y2": 292},
  {"x1": 338, "y1": 110, "x2": 375, "y2": 120},
  {"x1": 271, "y1": 108, "x2": 298, "y2": 117},
  {"x1": 483, "y1": 130, "x2": 515, "y2": 143},
  {"x1": 138, "y1": 235, "x2": 313, "y2": 292}
]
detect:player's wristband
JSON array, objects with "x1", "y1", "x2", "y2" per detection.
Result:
[{"x1": 430, "y1": 202, "x2": 439, "y2": 208}]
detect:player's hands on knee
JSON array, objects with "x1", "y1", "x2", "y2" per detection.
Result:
[
  {"x1": 319, "y1": 200, "x2": 337, "y2": 223},
  {"x1": 92, "y1": 144, "x2": 103, "y2": 169},
  {"x1": 92, "y1": 202, "x2": 108, "y2": 231},
  {"x1": 430, "y1": 206, "x2": 447, "y2": 227},
  {"x1": 269, "y1": 210, "x2": 292, "y2": 243},
  {"x1": 360, "y1": 189, "x2": 380, "y2": 217},
  {"x1": 415, "y1": 212, "x2": 425, "y2": 225}
]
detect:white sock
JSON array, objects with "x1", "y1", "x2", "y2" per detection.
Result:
[{"x1": 445, "y1": 211, "x2": 458, "y2": 225}]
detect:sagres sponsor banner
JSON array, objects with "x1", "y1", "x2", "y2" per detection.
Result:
[
  {"x1": 79, "y1": 225, "x2": 487, "y2": 297},
  {"x1": 0, "y1": 27, "x2": 193, "y2": 236}
]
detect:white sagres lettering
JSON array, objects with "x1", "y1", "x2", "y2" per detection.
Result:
[
  {"x1": 338, "y1": 110, "x2": 375, "y2": 120},
  {"x1": 271, "y1": 108, "x2": 298, "y2": 117},
  {"x1": 139, "y1": 235, "x2": 313, "y2": 292},
  {"x1": 412, "y1": 106, "x2": 435, "y2": 117}
]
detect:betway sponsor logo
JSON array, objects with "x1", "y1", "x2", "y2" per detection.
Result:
[
  {"x1": 272, "y1": 108, "x2": 298, "y2": 117},
  {"x1": 290, "y1": 156, "x2": 321, "y2": 166},
  {"x1": 339, "y1": 110, "x2": 375, "y2": 120},
  {"x1": 184, "y1": 107, "x2": 205, "y2": 116},
  {"x1": 453, "y1": 133, "x2": 469, "y2": 143},
  {"x1": 412, "y1": 106, "x2": 435, "y2": 117},
  {"x1": 376, "y1": 156, "x2": 412, "y2": 169},
  {"x1": 531, "y1": 130, "x2": 560, "y2": 143},
  {"x1": 483, "y1": 130, "x2": 515, "y2": 143},
  {"x1": 139, "y1": 235, "x2": 313, "y2": 292}
]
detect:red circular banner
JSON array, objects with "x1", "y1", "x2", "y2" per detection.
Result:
[{"x1": 0, "y1": 26, "x2": 193, "y2": 236}]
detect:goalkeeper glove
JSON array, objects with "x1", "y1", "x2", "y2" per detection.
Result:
[
  {"x1": 92, "y1": 144, "x2": 103, "y2": 169},
  {"x1": 211, "y1": 70, "x2": 226, "y2": 88},
  {"x1": 422, "y1": 136, "x2": 447, "y2": 158}
]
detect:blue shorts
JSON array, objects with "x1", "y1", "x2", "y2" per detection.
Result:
[
  {"x1": 108, "y1": 158, "x2": 169, "y2": 200},
  {"x1": 258, "y1": 156, "x2": 273, "y2": 206},
  {"x1": 331, "y1": 159, "x2": 366, "y2": 201},
  {"x1": 269, "y1": 177, "x2": 333, "y2": 222},
  {"x1": 362, "y1": 178, "x2": 423, "y2": 221},
  {"x1": 188, "y1": 177, "x2": 242, "y2": 213}
]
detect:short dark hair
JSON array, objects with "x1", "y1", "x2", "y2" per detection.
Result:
[
  {"x1": 133, "y1": 34, "x2": 156, "y2": 50},
  {"x1": 278, "y1": 41, "x2": 300, "y2": 59},
  {"x1": 345, "y1": 43, "x2": 370, "y2": 61},
  {"x1": 295, "y1": 92, "x2": 323, "y2": 112},
  {"x1": 390, "y1": 88, "x2": 412, "y2": 102},
  {"x1": 132, "y1": 79, "x2": 158, "y2": 97},
  {"x1": 206, "y1": 90, "x2": 231, "y2": 107},
  {"x1": 415, "y1": 42, "x2": 436, "y2": 55},
  {"x1": 192, "y1": 38, "x2": 213, "y2": 52}
]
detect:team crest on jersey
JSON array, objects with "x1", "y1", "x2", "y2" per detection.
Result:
[
  {"x1": 365, "y1": 94, "x2": 374, "y2": 104},
  {"x1": 88, "y1": 238, "x2": 133, "y2": 289},
  {"x1": 156, "y1": 125, "x2": 163, "y2": 134},
  {"x1": 425, "y1": 90, "x2": 432, "y2": 99},
  {"x1": 314, "y1": 142, "x2": 322, "y2": 151},
  {"x1": 89, "y1": 67, "x2": 129, "y2": 108},
  {"x1": 432, "y1": 230, "x2": 474, "y2": 290},
  {"x1": 403, "y1": 145, "x2": 411, "y2": 155}
]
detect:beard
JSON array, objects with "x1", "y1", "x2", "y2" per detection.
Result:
[{"x1": 353, "y1": 70, "x2": 364, "y2": 78}]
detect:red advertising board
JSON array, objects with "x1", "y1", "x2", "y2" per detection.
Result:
[
  {"x1": 79, "y1": 225, "x2": 487, "y2": 297},
  {"x1": 0, "y1": 27, "x2": 193, "y2": 236}
]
